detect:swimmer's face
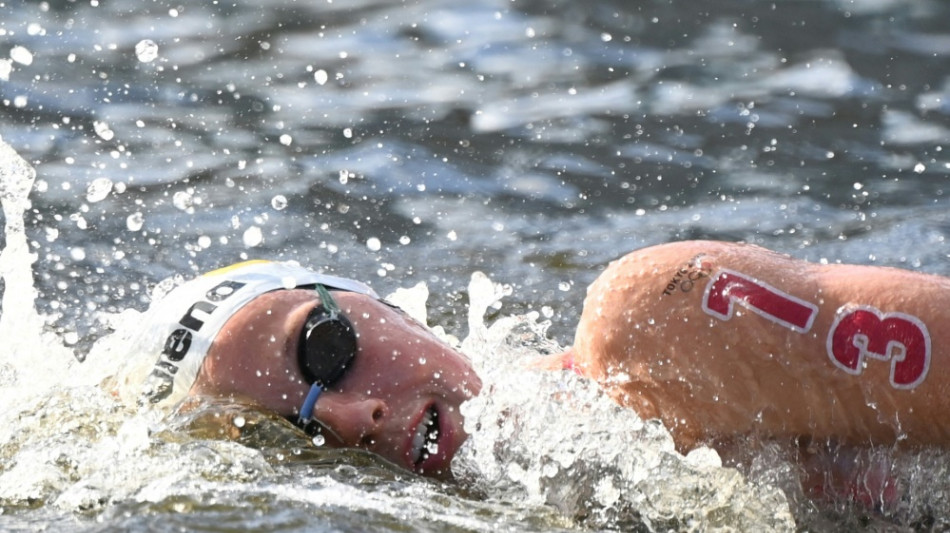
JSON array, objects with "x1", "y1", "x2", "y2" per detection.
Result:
[{"x1": 193, "y1": 289, "x2": 481, "y2": 479}]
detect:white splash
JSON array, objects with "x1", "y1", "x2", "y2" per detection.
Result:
[
  {"x1": 455, "y1": 271, "x2": 796, "y2": 531},
  {"x1": 0, "y1": 140, "x2": 76, "y2": 393}
]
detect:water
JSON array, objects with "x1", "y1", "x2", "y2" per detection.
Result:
[{"x1": 2, "y1": 0, "x2": 950, "y2": 529}]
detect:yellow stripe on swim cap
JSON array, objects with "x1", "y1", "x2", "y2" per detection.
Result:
[{"x1": 203, "y1": 260, "x2": 272, "y2": 277}]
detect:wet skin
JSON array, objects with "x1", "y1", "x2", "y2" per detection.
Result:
[
  {"x1": 190, "y1": 289, "x2": 482, "y2": 479},
  {"x1": 560, "y1": 240, "x2": 950, "y2": 450}
]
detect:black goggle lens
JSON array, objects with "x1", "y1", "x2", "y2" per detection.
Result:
[{"x1": 298, "y1": 305, "x2": 357, "y2": 387}]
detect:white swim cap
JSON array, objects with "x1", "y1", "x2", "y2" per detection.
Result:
[{"x1": 134, "y1": 260, "x2": 377, "y2": 407}]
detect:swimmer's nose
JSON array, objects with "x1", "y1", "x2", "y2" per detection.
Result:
[{"x1": 314, "y1": 394, "x2": 389, "y2": 448}]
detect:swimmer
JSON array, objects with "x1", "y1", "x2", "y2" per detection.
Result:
[
  {"x1": 121, "y1": 261, "x2": 481, "y2": 480},
  {"x1": 129, "y1": 241, "x2": 950, "y2": 497}
]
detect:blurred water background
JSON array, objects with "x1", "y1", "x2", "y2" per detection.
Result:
[{"x1": 2, "y1": 0, "x2": 950, "y2": 530}]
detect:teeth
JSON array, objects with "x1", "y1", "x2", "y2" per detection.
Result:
[{"x1": 411, "y1": 406, "x2": 439, "y2": 466}]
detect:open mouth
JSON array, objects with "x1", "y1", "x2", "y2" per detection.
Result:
[{"x1": 411, "y1": 405, "x2": 440, "y2": 467}]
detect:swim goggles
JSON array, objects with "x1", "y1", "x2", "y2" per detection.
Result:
[{"x1": 295, "y1": 283, "x2": 358, "y2": 435}]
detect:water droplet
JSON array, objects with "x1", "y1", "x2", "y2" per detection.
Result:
[
  {"x1": 126, "y1": 212, "x2": 144, "y2": 231},
  {"x1": 93, "y1": 121, "x2": 114, "y2": 141},
  {"x1": 243, "y1": 226, "x2": 263, "y2": 247},
  {"x1": 9, "y1": 45, "x2": 33, "y2": 65},
  {"x1": 558, "y1": 281, "x2": 571, "y2": 292},
  {"x1": 70, "y1": 247, "x2": 86, "y2": 261},
  {"x1": 914, "y1": 162, "x2": 926, "y2": 174},
  {"x1": 271, "y1": 195, "x2": 287, "y2": 210},
  {"x1": 314, "y1": 69, "x2": 328, "y2": 85},
  {"x1": 279, "y1": 134, "x2": 292, "y2": 146},
  {"x1": 366, "y1": 237, "x2": 381, "y2": 251},
  {"x1": 85, "y1": 177, "x2": 113, "y2": 202},
  {"x1": 172, "y1": 190, "x2": 194, "y2": 211},
  {"x1": 233, "y1": 416, "x2": 246, "y2": 428},
  {"x1": 447, "y1": 230, "x2": 458, "y2": 241},
  {"x1": 418, "y1": 357, "x2": 427, "y2": 365},
  {"x1": 135, "y1": 39, "x2": 159, "y2": 62},
  {"x1": 399, "y1": 235, "x2": 410, "y2": 245},
  {"x1": 63, "y1": 331, "x2": 79, "y2": 345},
  {"x1": 311, "y1": 434, "x2": 326, "y2": 446}
]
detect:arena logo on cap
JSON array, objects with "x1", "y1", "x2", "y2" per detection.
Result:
[{"x1": 161, "y1": 279, "x2": 247, "y2": 364}]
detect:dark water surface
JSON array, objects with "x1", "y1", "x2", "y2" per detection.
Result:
[{"x1": 2, "y1": 0, "x2": 950, "y2": 530}]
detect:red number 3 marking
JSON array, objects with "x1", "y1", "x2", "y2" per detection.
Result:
[
  {"x1": 827, "y1": 307, "x2": 931, "y2": 389},
  {"x1": 702, "y1": 270, "x2": 932, "y2": 389}
]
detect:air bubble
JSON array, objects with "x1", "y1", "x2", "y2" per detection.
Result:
[
  {"x1": 314, "y1": 69, "x2": 328, "y2": 85},
  {"x1": 271, "y1": 195, "x2": 288, "y2": 210},
  {"x1": 366, "y1": 237, "x2": 381, "y2": 251}
]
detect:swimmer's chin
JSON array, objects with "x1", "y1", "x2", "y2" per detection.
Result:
[{"x1": 169, "y1": 394, "x2": 466, "y2": 481}]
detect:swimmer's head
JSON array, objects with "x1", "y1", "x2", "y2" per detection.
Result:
[
  {"x1": 132, "y1": 260, "x2": 378, "y2": 407},
  {"x1": 128, "y1": 261, "x2": 481, "y2": 478}
]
